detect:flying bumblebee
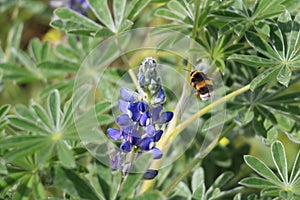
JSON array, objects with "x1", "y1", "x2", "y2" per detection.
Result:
[{"x1": 188, "y1": 70, "x2": 214, "y2": 101}]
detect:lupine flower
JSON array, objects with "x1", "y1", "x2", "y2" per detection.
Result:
[
  {"x1": 50, "y1": 0, "x2": 89, "y2": 15},
  {"x1": 107, "y1": 57, "x2": 173, "y2": 179}
]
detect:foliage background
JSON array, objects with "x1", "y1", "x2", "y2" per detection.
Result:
[{"x1": 0, "y1": 0, "x2": 300, "y2": 199}]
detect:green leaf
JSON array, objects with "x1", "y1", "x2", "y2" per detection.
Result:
[
  {"x1": 9, "y1": 116, "x2": 51, "y2": 134},
  {"x1": 0, "y1": 159, "x2": 7, "y2": 175},
  {"x1": 245, "y1": 31, "x2": 281, "y2": 60},
  {"x1": 271, "y1": 141, "x2": 288, "y2": 183},
  {"x1": 48, "y1": 90, "x2": 61, "y2": 130},
  {"x1": 51, "y1": 8, "x2": 101, "y2": 33},
  {"x1": 32, "y1": 174, "x2": 47, "y2": 200},
  {"x1": 57, "y1": 141, "x2": 75, "y2": 168},
  {"x1": 277, "y1": 65, "x2": 291, "y2": 87},
  {"x1": 0, "y1": 135, "x2": 47, "y2": 148},
  {"x1": 31, "y1": 102, "x2": 54, "y2": 131},
  {"x1": 214, "y1": 171, "x2": 234, "y2": 188},
  {"x1": 250, "y1": 66, "x2": 281, "y2": 90},
  {"x1": 95, "y1": 28, "x2": 115, "y2": 38},
  {"x1": 244, "y1": 155, "x2": 282, "y2": 186},
  {"x1": 261, "y1": 187, "x2": 281, "y2": 196},
  {"x1": 38, "y1": 61, "x2": 78, "y2": 74},
  {"x1": 0, "y1": 104, "x2": 10, "y2": 120},
  {"x1": 88, "y1": 0, "x2": 115, "y2": 32},
  {"x1": 37, "y1": 142, "x2": 55, "y2": 164},
  {"x1": 290, "y1": 151, "x2": 300, "y2": 183},
  {"x1": 192, "y1": 168, "x2": 204, "y2": 193},
  {"x1": 4, "y1": 141, "x2": 47, "y2": 161},
  {"x1": 54, "y1": 167, "x2": 102, "y2": 200},
  {"x1": 192, "y1": 183, "x2": 205, "y2": 200},
  {"x1": 11, "y1": 48, "x2": 36, "y2": 72},
  {"x1": 6, "y1": 23, "x2": 23, "y2": 61},
  {"x1": 113, "y1": 0, "x2": 126, "y2": 28},
  {"x1": 125, "y1": 0, "x2": 151, "y2": 20},
  {"x1": 239, "y1": 177, "x2": 276, "y2": 188},
  {"x1": 155, "y1": 8, "x2": 185, "y2": 23},
  {"x1": 173, "y1": 182, "x2": 192, "y2": 199},
  {"x1": 228, "y1": 55, "x2": 278, "y2": 67},
  {"x1": 29, "y1": 38, "x2": 42, "y2": 64},
  {"x1": 167, "y1": 0, "x2": 190, "y2": 19},
  {"x1": 130, "y1": 191, "x2": 166, "y2": 200}
]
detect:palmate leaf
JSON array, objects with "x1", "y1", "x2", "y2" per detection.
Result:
[
  {"x1": 230, "y1": 11, "x2": 300, "y2": 89},
  {"x1": 241, "y1": 141, "x2": 300, "y2": 198}
]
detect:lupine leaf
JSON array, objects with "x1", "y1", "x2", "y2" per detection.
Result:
[
  {"x1": 15, "y1": 104, "x2": 36, "y2": 121},
  {"x1": 277, "y1": 65, "x2": 291, "y2": 87},
  {"x1": 250, "y1": 66, "x2": 281, "y2": 90},
  {"x1": 228, "y1": 55, "x2": 278, "y2": 67},
  {"x1": 48, "y1": 90, "x2": 61, "y2": 130},
  {"x1": 57, "y1": 141, "x2": 75, "y2": 168},
  {"x1": 4, "y1": 141, "x2": 47, "y2": 161},
  {"x1": 245, "y1": 31, "x2": 281, "y2": 60},
  {"x1": 0, "y1": 135, "x2": 47, "y2": 148},
  {"x1": 130, "y1": 191, "x2": 166, "y2": 200},
  {"x1": 290, "y1": 151, "x2": 300, "y2": 183},
  {"x1": 54, "y1": 167, "x2": 102, "y2": 200},
  {"x1": 173, "y1": 182, "x2": 192, "y2": 199},
  {"x1": 31, "y1": 102, "x2": 54, "y2": 131},
  {"x1": 88, "y1": 0, "x2": 115, "y2": 32},
  {"x1": 11, "y1": 48, "x2": 36, "y2": 72},
  {"x1": 239, "y1": 177, "x2": 276, "y2": 188},
  {"x1": 38, "y1": 61, "x2": 78, "y2": 73},
  {"x1": 125, "y1": 0, "x2": 151, "y2": 20},
  {"x1": 29, "y1": 38, "x2": 42, "y2": 64},
  {"x1": 6, "y1": 23, "x2": 23, "y2": 62},
  {"x1": 155, "y1": 8, "x2": 185, "y2": 23},
  {"x1": 167, "y1": 0, "x2": 189, "y2": 19},
  {"x1": 192, "y1": 168, "x2": 204, "y2": 193},
  {"x1": 261, "y1": 187, "x2": 281, "y2": 196},
  {"x1": 271, "y1": 141, "x2": 288, "y2": 183},
  {"x1": 113, "y1": 0, "x2": 126, "y2": 28},
  {"x1": 0, "y1": 104, "x2": 10, "y2": 120},
  {"x1": 214, "y1": 171, "x2": 234, "y2": 188},
  {"x1": 244, "y1": 155, "x2": 282, "y2": 185},
  {"x1": 32, "y1": 174, "x2": 47, "y2": 200},
  {"x1": 9, "y1": 116, "x2": 51, "y2": 134},
  {"x1": 192, "y1": 183, "x2": 205, "y2": 200}
]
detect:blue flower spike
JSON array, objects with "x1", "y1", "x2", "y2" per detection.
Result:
[{"x1": 107, "y1": 57, "x2": 173, "y2": 180}]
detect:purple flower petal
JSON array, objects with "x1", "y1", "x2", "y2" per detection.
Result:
[
  {"x1": 149, "y1": 105, "x2": 162, "y2": 122},
  {"x1": 140, "y1": 137, "x2": 155, "y2": 150},
  {"x1": 129, "y1": 129, "x2": 141, "y2": 145},
  {"x1": 153, "y1": 87, "x2": 165, "y2": 104},
  {"x1": 120, "y1": 87, "x2": 137, "y2": 102},
  {"x1": 138, "y1": 101, "x2": 148, "y2": 112},
  {"x1": 143, "y1": 169, "x2": 158, "y2": 180},
  {"x1": 118, "y1": 100, "x2": 129, "y2": 114},
  {"x1": 140, "y1": 112, "x2": 151, "y2": 126},
  {"x1": 138, "y1": 74, "x2": 146, "y2": 87},
  {"x1": 120, "y1": 141, "x2": 132, "y2": 153},
  {"x1": 157, "y1": 111, "x2": 173, "y2": 124},
  {"x1": 116, "y1": 114, "x2": 131, "y2": 126},
  {"x1": 128, "y1": 102, "x2": 141, "y2": 121},
  {"x1": 149, "y1": 147, "x2": 163, "y2": 159},
  {"x1": 145, "y1": 124, "x2": 156, "y2": 137},
  {"x1": 153, "y1": 130, "x2": 163, "y2": 142},
  {"x1": 107, "y1": 128, "x2": 122, "y2": 140}
]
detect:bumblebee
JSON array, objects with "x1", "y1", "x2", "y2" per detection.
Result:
[{"x1": 189, "y1": 70, "x2": 214, "y2": 101}]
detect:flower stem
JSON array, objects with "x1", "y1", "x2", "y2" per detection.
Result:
[{"x1": 139, "y1": 84, "x2": 251, "y2": 193}]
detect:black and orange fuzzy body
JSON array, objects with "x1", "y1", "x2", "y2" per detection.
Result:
[{"x1": 190, "y1": 70, "x2": 214, "y2": 101}]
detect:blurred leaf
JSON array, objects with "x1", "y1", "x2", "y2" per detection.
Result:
[
  {"x1": 239, "y1": 177, "x2": 276, "y2": 188},
  {"x1": 51, "y1": 8, "x2": 101, "y2": 34},
  {"x1": 88, "y1": 0, "x2": 115, "y2": 32},
  {"x1": 192, "y1": 183, "x2": 205, "y2": 200},
  {"x1": 130, "y1": 191, "x2": 166, "y2": 200},
  {"x1": 172, "y1": 181, "x2": 192, "y2": 199},
  {"x1": 113, "y1": 0, "x2": 126, "y2": 28},
  {"x1": 8, "y1": 116, "x2": 51, "y2": 134},
  {"x1": 192, "y1": 168, "x2": 204, "y2": 193},
  {"x1": 57, "y1": 141, "x2": 75, "y2": 168},
  {"x1": 48, "y1": 90, "x2": 61, "y2": 130},
  {"x1": 125, "y1": 0, "x2": 151, "y2": 20}
]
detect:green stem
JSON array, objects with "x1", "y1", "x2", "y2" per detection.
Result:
[
  {"x1": 140, "y1": 84, "x2": 251, "y2": 193},
  {"x1": 162, "y1": 122, "x2": 237, "y2": 196}
]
